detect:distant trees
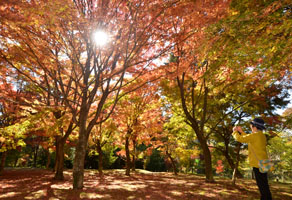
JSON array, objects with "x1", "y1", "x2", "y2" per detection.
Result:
[{"x1": 0, "y1": 72, "x2": 30, "y2": 175}]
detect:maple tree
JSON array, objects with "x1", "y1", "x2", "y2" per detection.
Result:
[
  {"x1": 161, "y1": 112, "x2": 200, "y2": 175},
  {"x1": 268, "y1": 131, "x2": 292, "y2": 174},
  {"x1": 162, "y1": 61, "x2": 229, "y2": 182},
  {"x1": 162, "y1": 0, "x2": 291, "y2": 183},
  {"x1": 204, "y1": 78, "x2": 290, "y2": 180},
  {"x1": 87, "y1": 116, "x2": 117, "y2": 177},
  {"x1": 1, "y1": 0, "x2": 291, "y2": 191},
  {"x1": 203, "y1": 0, "x2": 291, "y2": 82},
  {"x1": 0, "y1": 0, "x2": 77, "y2": 179},
  {"x1": 24, "y1": 106, "x2": 77, "y2": 179},
  {"x1": 159, "y1": 93, "x2": 205, "y2": 175},
  {"x1": 201, "y1": 0, "x2": 292, "y2": 183},
  {"x1": 0, "y1": 66, "x2": 32, "y2": 175},
  {"x1": 112, "y1": 83, "x2": 163, "y2": 176},
  {"x1": 0, "y1": 0, "x2": 187, "y2": 189},
  {"x1": 158, "y1": 0, "x2": 232, "y2": 182},
  {"x1": 0, "y1": 68, "x2": 41, "y2": 166}
]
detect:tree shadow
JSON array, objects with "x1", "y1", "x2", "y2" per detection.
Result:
[{"x1": 0, "y1": 169, "x2": 291, "y2": 200}]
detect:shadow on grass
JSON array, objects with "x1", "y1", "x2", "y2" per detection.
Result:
[{"x1": 0, "y1": 169, "x2": 291, "y2": 200}]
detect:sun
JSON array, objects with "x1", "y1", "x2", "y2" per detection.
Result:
[{"x1": 93, "y1": 30, "x2": 109, "y2": 46}]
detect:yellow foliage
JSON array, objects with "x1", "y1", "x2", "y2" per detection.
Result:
[{"x1": 0, "y1": 137, "x2": 5, "y2": 143}]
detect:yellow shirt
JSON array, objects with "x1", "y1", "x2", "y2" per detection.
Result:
[{"x1": 232, "y1": 130, "x2": 268, "y2": 168}]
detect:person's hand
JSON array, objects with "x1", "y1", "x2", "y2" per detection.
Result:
[
  {"x1": 233, "y1": 126, "x2": 238, "y2": 132},
  {"x1": 237, "y1": 126, "x2": 243, "y2": 133}
]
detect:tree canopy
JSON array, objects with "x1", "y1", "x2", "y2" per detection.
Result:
[{"x1": 0, "y1": 0, "x2": 291, "y2": 190}]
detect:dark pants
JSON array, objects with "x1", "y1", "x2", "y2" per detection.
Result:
[{"x1": 253, "y1": 167, "x2": 272, "y2": 200}]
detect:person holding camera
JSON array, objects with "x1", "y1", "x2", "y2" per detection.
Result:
[{"x1": 233, "y1": 118, "x2": 272, "y2": 200}]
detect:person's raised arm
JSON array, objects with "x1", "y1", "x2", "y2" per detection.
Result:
[{"x1": 232, "y1": 126, "x2": 254, "y2": 143}]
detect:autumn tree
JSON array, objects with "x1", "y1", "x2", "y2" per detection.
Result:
[
  {"x1": 204, "y1": 0, "x2": 291, "y2": 87},
  {"x1": 0, "y1": 69, "x2": 31, "y2": 175},
  {"x1": 268, "y1": 131, "x2": 292, "y2": 175},
  {"x1": 113, "y1": 83, "x2": 163, "y2": 176},
  {"x1": 165, "y1": 0, "x2": 292, "y2": 183},
  {"x1": 88, "y1": 117, "x2": 116, "y2": 177},
  {"x1": 24, "y1": 106, "x2": 77, "y2": 179},
  {"x1": 200, "y1": 0, "x2": 291, "y2": 183},
  {"x1": 161, "y1": 110, "x2": 199, "y2": 175},
  {"x1": 0, "y1": 0, "x2": 188, "y2": 189},
  {"x1": 159, "y1": 0, "x2": 232, "y2": 182}
]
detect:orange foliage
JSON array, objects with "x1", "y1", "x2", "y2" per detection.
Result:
[{"x1": 112, "y1": 83, "x2": 163, "y2": 153}]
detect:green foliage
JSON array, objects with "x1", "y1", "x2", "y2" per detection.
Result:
[
  {"x1": 85, "y1": 143, "x2": 118, "y2": 170},
  {"x1": 102, "y1": 144, "x2": 118, "y2": 169},
  {"x1": 268, "y1": 131, "x2": 292, "y2": 172},
  {"x1": 0, "y1": 120, "x2": 30, "y2": 152},
  {"x1": 206, "y1": 0, "x2": 291, "y2": 76},
  {"x1": 3, "y1": 149, "x2": 22, "y2": 167},
  {"x1": 146, "y1": 149, "x2": 166, "y2": 172}
]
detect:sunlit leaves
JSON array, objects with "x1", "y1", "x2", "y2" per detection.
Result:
[
  {"x1": 0, "y1": 120, "x2": 30, "y2": 152},
  {"x1": 205, "y1": 0, "x2": 292, "y2": 80},
  {"x1": 112, "y1": 83, "x2": 163, "y2": 161},
  {"x1": 268, "y1": 132, "x2": 292, "y2": 171}
]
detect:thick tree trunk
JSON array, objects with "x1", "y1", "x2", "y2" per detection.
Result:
[
  {"x1": 54, "y1": 137, "x2": 65, "y2": 180},
  {"x1": 0, "y1": 151, "x2": 7, "y2": 175},
  {"x1": 125, "y1": 136, "x2": 131, "y2": 176},
  {"x1": 200, "y1": 140, "x2": 214, "y2": 182},
  {"x1": 53, "y1": 117, "x2": 74, "y2": 176},
  {"x1": 73, "y1": 129, "x2": 89, "y2": 189},
  {"x1": 73, "y1": 95, "x2": 91, "y2": 189},
  {"x1": 97, "y1": 140, "x2": 103, "y2": 177},
  {"x1": 166, "y1": 150, "x2": 177, "y2": 175}
]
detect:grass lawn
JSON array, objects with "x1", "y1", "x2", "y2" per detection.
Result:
[{"x1": 0, "y1": 168, "x2": 291, "y2": 200}]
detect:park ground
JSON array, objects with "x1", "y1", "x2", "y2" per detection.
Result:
[{"x1": 0, "y1": 169, "x2": 291, "y2": 200}]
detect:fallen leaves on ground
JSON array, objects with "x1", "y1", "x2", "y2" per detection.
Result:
[{"x1": 0, "y1": 169, "x2": 291, "y2": 200}]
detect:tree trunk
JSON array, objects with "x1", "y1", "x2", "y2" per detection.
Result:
[
  {"x1": 52, "y1": 112, "x2": 74, "y2": 176},
  {"x1": 73, "y1": 95, "x2": 91, "y2": 189},
  {"x1": 14, "y1": 156, "x2": 18, "y2": 167},
  {"x1": 166, "y1": 150, "x2": 177, "y2": 175},
  {"x1": 46, "y1": 150, "x2": 51, "y2": 169},
  {"x1": 0, "y1": 151, "x2": 7, "y2": 175},
  {"x1": 224, "y1": 149, "x2": 243, "y2": 178},
  {"x1": 132, "y1": 139, "x2": 136, "y2": 172},
  {"x1": 53, "y1": 137, "x2": 59, "y2": 172},
  {"x1": 54, "y1": 137, "x2": 65, "y2": 180},
  {"x1": 97, "y1": 140, "x2": 103, "y2": 177},
  {"x1": 187, "y1": 128, "x2": 214, "y2": 182},
  {"x1": 73, "y1": 128, "x2": 89, "y2": 189},
  {"x1": 177, "y1": 75, "x2": 214, "y2": 182},
  {"x1": 200, "y1": 140, "x2": 214, "y2": 182},
  {"x1": 125, "y1": 136, "x2": 131, "y2": 176},
  {"x1": 232, "y1": 143, "x2": 241, "y2": 185}
]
